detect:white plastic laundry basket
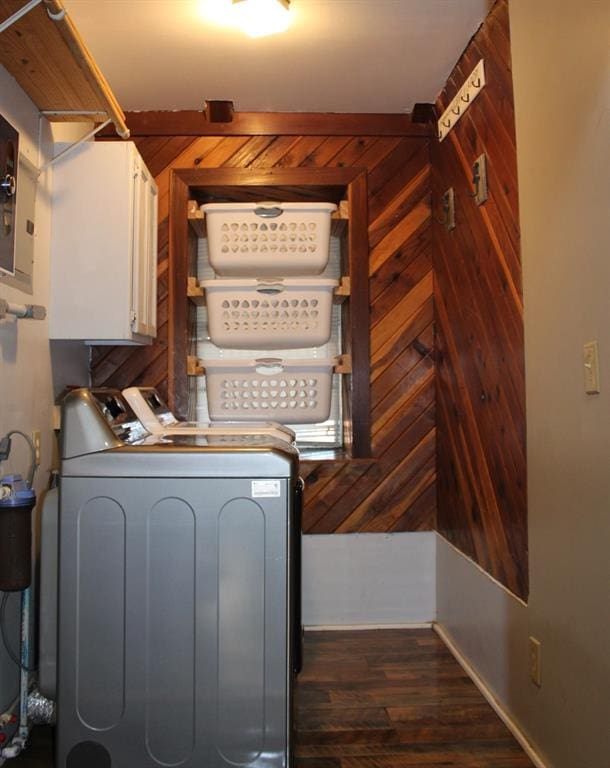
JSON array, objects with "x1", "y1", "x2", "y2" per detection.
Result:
[
  {"x1": 204, "y1": 358, "x2": 336, "y2": 424},
  {"x1": 201, "y1": 202, "x2": 337, "y2": 276},
  {"x1": 201, "y1": 277, "x2": 338, "y2": 349}
]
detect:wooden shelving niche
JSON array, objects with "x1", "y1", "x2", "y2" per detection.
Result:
[{"x1": 170, "y1": 167, "x2": 370, "y2": 457}]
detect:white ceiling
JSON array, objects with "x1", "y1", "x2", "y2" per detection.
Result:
[{"x1": 64, "y1": 0, "x2": 490, "y2": 114}]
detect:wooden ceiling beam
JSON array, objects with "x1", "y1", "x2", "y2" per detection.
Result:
[{"x1": 98, "y1": 111, "x2": 433, "y2": 138}]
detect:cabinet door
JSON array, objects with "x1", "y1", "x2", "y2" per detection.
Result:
[{"x1": 131, "y1": 155, "x2": 158, "y2": 338}]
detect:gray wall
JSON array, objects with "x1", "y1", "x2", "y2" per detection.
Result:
[
  {"x1": 0, "y1": 67, "x2": 89, "y2": 714},
  {"x1": 437, "y1": 2, "x2": 610, "y2": 766}
]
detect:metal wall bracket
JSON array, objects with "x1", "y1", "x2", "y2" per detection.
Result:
[
  {"x1": 440, "y1": 188, "x2": 455, "y2": 231},
  {"x1": 471, "y1": 153, "x2": 488, "y2": 205}
]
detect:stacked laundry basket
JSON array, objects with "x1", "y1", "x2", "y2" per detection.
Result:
[{"x1": 200, "y1": 201, "x2": 339, "y2": 426}]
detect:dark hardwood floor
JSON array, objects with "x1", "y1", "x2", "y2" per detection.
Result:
[
  {"x1": 295, "y1": 629, "x2": 535, "y2": 767},
  {"x1": 12, "y1": 629, "x2": 534, "y2": 767}
]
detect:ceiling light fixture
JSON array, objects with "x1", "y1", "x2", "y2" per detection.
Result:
[{"x1": 231, "y1": 0, "x2": 291, "y2": 38}]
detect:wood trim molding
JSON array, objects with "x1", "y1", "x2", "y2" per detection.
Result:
[
  {"x1": 168, "y1": 171, "x2": 191, "y2": 416},
  {"x1": 173, "y1": 166, "x2": 364, "y2": 189},
  {"x1": 98, "y1": 111, "x2": 433, "y2": 138},
  {"x1": 348, "y1": 171, "x2": 371, "y2": 457}
]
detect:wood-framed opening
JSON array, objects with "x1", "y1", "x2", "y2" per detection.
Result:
[{"x1": 168, "y1": 167, "x2": 371, "y2": 458}]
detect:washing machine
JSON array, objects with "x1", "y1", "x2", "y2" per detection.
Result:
[
  {"x1": 122, "y1": 385, "x2": 296, "y2": 443},
  {"x1": 54, "y1": 388, "x2": 298, "y2": 768}
]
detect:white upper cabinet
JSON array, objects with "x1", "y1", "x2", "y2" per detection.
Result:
[{"x1": 50, "y1": 141, "x2": 158, "y2": 344}]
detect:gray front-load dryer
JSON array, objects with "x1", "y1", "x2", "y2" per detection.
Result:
[{"x1": 56, "y1": 389, "x2": 298, "y2": 768}]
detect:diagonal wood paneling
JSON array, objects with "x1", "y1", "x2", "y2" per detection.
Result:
[
  {"x1": 92, "y1": 128, "x2": 434, "y2": 534},
  {"x1": 432, "y1": 0, "x2": 527, "y2": 597}
]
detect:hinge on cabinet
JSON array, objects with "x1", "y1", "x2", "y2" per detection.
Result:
[{"x1": 129, "y1": 310, "x2": 136, "y2": 325}]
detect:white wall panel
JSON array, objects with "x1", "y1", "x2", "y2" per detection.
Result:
[{"x1": 302, "y1": 532, "x2": 436, "y2": 627}]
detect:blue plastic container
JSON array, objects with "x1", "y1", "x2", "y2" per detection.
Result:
[{"x1": 0, "y1": 474, "x2": 36, "y2": 590}]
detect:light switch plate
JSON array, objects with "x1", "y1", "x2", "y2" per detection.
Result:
[{"x1": 583, "y1": 341, "x2": 600, "y2": 394}]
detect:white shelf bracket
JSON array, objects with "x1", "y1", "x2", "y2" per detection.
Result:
[{"x1": 38, "y1": 118, "x2": 112, "y2": 174}]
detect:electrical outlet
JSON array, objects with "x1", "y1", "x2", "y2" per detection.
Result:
[
  {"x1": 32, "y1": 430, "x2": 41, "y2": 466},
  {"x1": 529, "y1": 636, "x2": 542, "y2": 687}
]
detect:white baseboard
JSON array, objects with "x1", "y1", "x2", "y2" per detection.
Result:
[
  {"x1": 305, "y1": 622, "x2": 433, "y2": 631},
  {"x1": 433, "y1": 622, "x2": 548, "y2": 768}
]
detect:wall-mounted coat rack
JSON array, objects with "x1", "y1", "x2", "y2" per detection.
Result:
[{"x1": 437, "y1": 60, "x2": 486, "y2": 141}]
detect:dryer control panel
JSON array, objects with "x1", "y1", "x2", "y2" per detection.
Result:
[
  {"x1": 90, "y1": 389, "x2": 150, "y2": 444},
  {"x1": 61, "y1": 388, "x2": 150, "y2": 459}
]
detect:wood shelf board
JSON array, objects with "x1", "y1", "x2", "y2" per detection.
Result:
[
  {"x1": 187, "y1": 202, "x2": 206, "y2": 238},
  {"x1": 331, "y1": 200, "x2": 348, "y2": 237},
  {"x1": 333, "y1": 200, "x2": 349, "y2": 219},
  {"x1": 0, "y1": 0, "x2": 127, "y2": 134},
  {"x1": 186, "y1": 355, "x2": 204, "y2": 377},
  {"x1": 300, "y1": 452, "x2": 376, "y2": 465},
  {"x1": 334, "y1": 276, "x2": 350, "y2": 303},
  {"x1": 187, "y1": 276, "x2": 205, "y2": 306},
  {"x1": 334, "y1": 354, "x2": 352, "y2": 374}
]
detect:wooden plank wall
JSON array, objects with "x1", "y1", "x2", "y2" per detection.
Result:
[
  {"x1": 432, "y1": 0, "x2": 528, "y2": 597},
  {"x1": 91, "y1": 130, "x2": 436, "y2": 534}
]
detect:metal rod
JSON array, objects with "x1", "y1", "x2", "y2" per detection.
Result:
[
  {"x1": 18, "y1": 589, "x2": 30, "y2": 740},
  {"x1": 0, "y1": 299, "x2": 46, "y2": 320},
  {"x1": 0, "y1": 0, "x2": 42, "y2": 34},
  {"x1": 40, "y1": 110, "x2": 107, "y2": 116}
]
